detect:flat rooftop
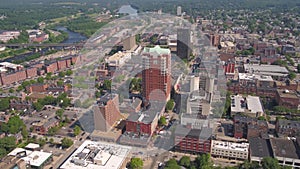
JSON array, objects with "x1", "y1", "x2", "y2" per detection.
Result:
[
  {"x1": 244, "y1": 64, "x2": 289, "y2": 74},
  {"x1": 231, "y1": 95, "x2": 263, "y2": 114},
  {"x1": 211, "y1": 140, "x2": 249, "y2": 152},
  {"x1": 238, "y1": 73, "x2": 273, "y2": 82},
  {"x1": 271, "y1": 138, "x2": 300, "y2": 159},
  {"x1": 249, "y1": 137, "x2": 272, "y2": 158},
  {"x1": 107, "y1": 51, "x2": 131, "y2": 61},
  {"x1": 277, "y1": 89, "x2": 300, "y2": 99},
  {"x1": 246, "y1": 95, "x2": 264, "y2": 114},
  {"x1": 22, "y1": 151, "x2": 52, "y2": 167},
  {"x1": 60, "y1": 140, "x2": 131, "y2": 169},
  {"x1": 127, "y1": 101, "x2": 165, "y2": 124},
  {"x1": 0, "y1": 61, "x2": 22, "y2": 69}
]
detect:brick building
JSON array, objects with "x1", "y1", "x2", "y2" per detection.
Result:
[
  {"x1": 57, "y1": 59, "x2": 67, "y2": 71},
  {"x1": 142, "y1": 45, "x2": 171, "y2": 101},
  {"x1": 125, "y1": 101, "x2": 165, "y2": 136},
  {"x1": 0, "y1": 70, "x2": 27, "y2": 85},
  {"x1": 275, "y1": 119, "x2": 300, "y2": 137},
  {"x1": 233, "y1": 116, "x2": 268, "y2": 139},
  {"x1": 32, "y1": 117, "x2": 59, "y2": 135},
  {"x1": 10, "y1": 99, "x2": 32, "y2": 111},
  {"x1": 26, "y1": 84, "x2": 48, "y2": 93},
  {"x1": 44, "y1": 61, "x2": 58, "y2": 73},
  {"x1": 25, "y1": 67, "x2": 38, "y2": 78},
  {"x1": 174, "y1": 125, "x2": 212, "y2": 153},
  {"x1": 94, "y1": 93, "x2": 122, "y2": 132},
  {"x1": 275, "y1": 89, "x2": 300, "y2": 110},
  {"x1": 120, "y1": 101, "x2": 165, "y2": 147}
]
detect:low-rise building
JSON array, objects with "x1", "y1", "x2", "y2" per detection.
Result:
[
  {"x1": 248, "y1": 137, "x2": 273, "y2": 164},
  {"x1": 10, "y1": 99, "x2": 32, "y2": 111},
  {"x1": 211, "y1": 140, "x2": 249, "y2": 163},
  {"x1": 244, "y1": 64, "x2": 289, "y2": 78},
  {"x1": 106, "y1": 51, "x2": 131, "y2": 68},
  {"x1": 5, "y1": 143, "x2": 52, "y2": 169},
  {"x1": 0, "y1": 31, "x2": 20, "y2": 42},
  {"x1": 270, "y1": 138, "x2": 300, "y2": 168},
  {"x1": 32, "y1": 117, "x2": 59, "y2": 135},
  {"x1": 275, "y1": 89, "x2": 300, "y2": 110},
  {"x1": 60, "y1": 140, "x2": 131, "y2": 169},
  {"x1": 230, "y1": 95, "x2": 264, "y2": 118},
  {"x1": 174, "y1": 125, "x2": 212, "y2": 154},
  {"x1": 275, "y1": 119, "x2": 300, "y2": 137},
  {"x1": 233, "y1": 116, "x2": 268, "y2": 139}
]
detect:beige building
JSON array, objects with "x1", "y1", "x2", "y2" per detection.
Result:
[
  {"x1": 123, "y1": 36, "x2": 136, "y2": 50},
  {"x1": 211, "y1": 140, "x2": 249, "y2": 162}
]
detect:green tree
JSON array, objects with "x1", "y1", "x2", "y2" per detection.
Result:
[
  {"x1": 61, "y1": 137, "x2": 73, "y2": 148},
  {"x1": 158, "y1": 116, "x2": 167, "y2": 126},
  {"x1": 0, "y1": 98, "x2": 10, "y2": 111},
  {"x1": 7, "y1": 115, "x2": 26, "y2": 134},
  {"x1": 0, "y1": 136, "x2": 16, "y2": 157},
  {"x1": 47, "y1": 126, "x2": 59, "y2": 136},
  {"x1": 179, "y1": 156, "x2": 191, "y2": 168},
  {"x1": 37, "y1": 138, "x2": 46, "y2": 147},
  {"x1": 258, "y1": 116, "x2": 266, "y2": 121},
  {"x1": 57, "y1": 80, "x2": 64, "y2": 86},
  {"x1": 49, "y1": 138, "x2": 54, "y2": 144},
  {"x1": 9, "y1": 88, "x2": 15, "y2": 93},
  {"x1": 65, "y1": 70, "x2": 73, "y2": 76},
  {"x1": 33, "y1": 102, "x2": 43, "y2": 111},
  {"x1": 59, "y1": 71, "x2": 66, "y2": 77},
  {"x1": 21, "y1": 127, "x2": 29, "y2": 138},
  {"x1": 56, "y1": 109, "x2": 64, "y2": 120},
  {"x1": 46, "y1": 72, "x2": 52, "y2": 80},
  {"x1": 103, "y1": 79, "x2": 112, "y2": 91},
  {"x1": 166, "y1": 99, "x2": 175, "y2": 111},
  {"x1": 37, "y1": 77, "x2": 44, "y2": 83},
  {"x1": 73, "y1": 125, "x2": 81, "y2": 136},
  {"x1": 288, "y1": 72, "x2": 296, "y2": 80},
  {"x1": 16, "y1": 85, "x2": 23, "y2": 92},
  {"x1": 261, "y1": 157, "x2": 281, "y2": 169},
  {"x1": 129, "y1": 157, "x2": 143, "y2": 169},
  {"x1": 195, "y1": 154, "x2": 213, "y2": 169},
  {"x1": 164, "y1": 158, "x2": 180, "y2": 169}
]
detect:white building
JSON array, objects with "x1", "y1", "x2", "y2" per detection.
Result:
[
  {"x1": 106, "y1": 51, "x2": 131, "y2": 67},
  {"x1": 0, "y1": 31, "x2": 20, "y2": 43},
  {"x1": 7, "y1": 146, "x2": 52, "y2": 169},
  {"x1": 211, "y1": 140, "x2": 249, "y2": 162},
  {"x1": 177, "y1": 6, "x2": 182, "y2": 16},
  {"x1": 60, "y1": 140, "x2": 131, "y2": 169},
  {"x1": 230, "y1": 94, "x2": 264, "y2": 117}
]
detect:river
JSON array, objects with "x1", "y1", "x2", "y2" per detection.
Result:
[
  {"x1": 3, "y1": 27, "x2": 87, "y2": 63},
  {"x1": 55, "y1": 26, "x2": 87, "y2": 44}
]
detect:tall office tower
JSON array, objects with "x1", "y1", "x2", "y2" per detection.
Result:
[
  {"x1": 94, "y1": 93, "x2": 122, "y2": 132},
  {"x1": 177, "y1": 28, "x2": 191, "y2": 60},
  {"x1": 177, "y1": 6, "x2": 182, "y2": 16},
  {"x1": 142, "y1": 45, "x2": 171, "y2": 101},
  {"x1": 123, "y1": 35, "x2": 136, "y2": 51}
]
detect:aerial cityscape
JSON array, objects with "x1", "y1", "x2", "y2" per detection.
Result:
[{"x1": 0, "y1": 0, "x2": 300, "y2": 169}]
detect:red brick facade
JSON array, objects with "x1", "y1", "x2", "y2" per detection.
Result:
[{"x1": 142, "y1": 52, "x2": 171, "y2": 101}]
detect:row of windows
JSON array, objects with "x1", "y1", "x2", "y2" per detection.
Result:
[{"x1": 212, "y1": 149, "x2": 247, "y2": 155}]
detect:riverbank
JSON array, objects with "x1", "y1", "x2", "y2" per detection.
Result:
[{"x1": 1, "y1": 27, "x2": 87, "y2": 64}]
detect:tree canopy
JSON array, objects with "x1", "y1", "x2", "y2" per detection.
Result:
[
  {"x1": 129, "y1": 157, "x2": 143, "y2": 169},
  {"x1": 61, "y1": 137, "x2": 73, "y2": 148}
]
